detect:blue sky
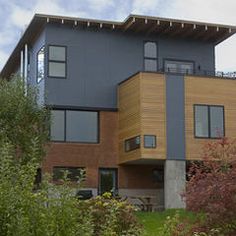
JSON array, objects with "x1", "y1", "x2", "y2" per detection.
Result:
[{"x1": 0, "y1": 0, "x2": 236, "y2": 72}]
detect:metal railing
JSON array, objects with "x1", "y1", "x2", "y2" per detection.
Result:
[{"x1": 160, "y1": 68, "x2": 236, "y2": 79}]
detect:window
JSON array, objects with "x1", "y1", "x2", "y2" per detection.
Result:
[
  {"x1": 53, "y1": 167, "x2": 84, "y2": 182},
  {"x1": 50, "y1": 110, "x2": 99, "y2": 143},
  {"x1": 48, "y1": 45, "x2": 66, "y2": 78},
  {"x1": 125, "y1": 136, "x2": 140, "y2": 152},
  {"x1": 37, "y1": 46, "x2": 45, "y2": 83},
  {"x1": 99, "y1": 168, "x2": 118, "y2": 195},
  {"x1": 144, "y1": 42, "x2": 158, "y2": 71},
  {"x1": 164, "y1": 59, "x2": 194, "y2": 74},
  {"x1": 144, "y1": 135, "x2": 156, "y2": 148},
  {"x1": 194, "y1": 105, "x2": 224, "y2": 138},
  {"x1": 34, "y1": 168, "x2": 42, "y2": 186}
]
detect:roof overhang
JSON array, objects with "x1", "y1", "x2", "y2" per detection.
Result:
[{"x1": 1, "y1": 14, "x2": 236, "y2": 78}]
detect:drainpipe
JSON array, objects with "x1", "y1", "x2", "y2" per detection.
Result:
[
  {"x1": 24, "y1": 44, "x2": 28, "y2": 95},
  {"x1": 20, "y1": 50, "x2": 24, "y2": 77}
]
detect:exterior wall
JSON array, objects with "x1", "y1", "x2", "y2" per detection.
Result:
[
  {"x1": 118, "y1": 72, "x2": 166, "y2": 163},
  {"x1": 43, "y1": 111, "x2": 163, "y2": 194},
  {"x1": 118, "y1": 73, "x2": 141, "y2": 163},
  {"x1": 44, "y1": 24, "x2": 215, "y2": 109},
  {"x1": 140, "y1": 73, "x2": 166, "y2": 160},
  {"x1": 166, "y1": 74, "x2": 185, "y2": 160},
  {"x1": 185, "y1": 76, "x2": 236, "y2": 160}
]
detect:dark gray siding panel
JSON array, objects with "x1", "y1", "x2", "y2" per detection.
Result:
[
  {"x1": 166, "y1": 74, "x2": 185, "y2": 160},
  {"x1": 44, "y1": 24, "x2": 215, "y2": 108}
]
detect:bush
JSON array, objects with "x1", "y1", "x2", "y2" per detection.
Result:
[
  {"x1": 185, "y1": 138, "x2": 236, "y2": 235},
  {"x1": 79, "y1": 192, "x2": 143, "y2": 236}
]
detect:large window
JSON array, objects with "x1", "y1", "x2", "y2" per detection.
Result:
[
  {"x1": 50, "y1": 110, "x2": 99, "y2": 143},
  {"x1": 48, "y1": 45, "x2": 66, "y2": 78},
  {"x1": 53, "y1": 166, "x2": 84, "y2": 182},
  {"x1": 98, "y1": 168, "x2": 118, "y2": 195},
  {"x1": 37, "y1": 46, "x2": 45, "y2": 83},
  {"x1": 164, "y1": 59, "x2": 194, "y2": 74},
  {"x1": 125, "y1": 136, "x2": 140, "y2": 152},
  {"x1": 194, "y1": 105, "x2": 224, "y2": 138},
  {"x1": 144, "y1": 42, "x2": 158, "y2": 71}
]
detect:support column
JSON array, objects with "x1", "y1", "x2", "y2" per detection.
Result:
[{"x1": 164, "y1": 160, "x2": 186, "y2": 209}]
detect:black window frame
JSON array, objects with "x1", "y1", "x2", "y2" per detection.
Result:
[
  {"x1": 163, "y1": 58, "x2": 195, "y2": 74},
  {"x1": 194, "y1": 104, "x2": 225, "y2": 139},
  {"x1": 143, "y1": 41, "x2": 158, "y2": 72},
  {"x1": 36, "y1": 45, "x2": 45, "y2": 84},
  {"x1": 53, "y1": 166, "x2": 85, "y2": 182},
  {"x1": 48, "y1": 45, "x2": 67, "y2": 79},
  {"x1": 124, "y1": 136, "x2": 141, "y2": 152},
  {"x1": 50, "y1": 108, "x2": 100, "y2": 144},
  {"x1": 98, "y1": 168, "x2": 118, "y2": 196},
  {"x1": 144, "y1": 135, "x2": 157, "y2": 148}
]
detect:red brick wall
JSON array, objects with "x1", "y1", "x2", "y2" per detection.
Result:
[{"x1": 42, "y1": 111, "x2": 163, "y2": 189}]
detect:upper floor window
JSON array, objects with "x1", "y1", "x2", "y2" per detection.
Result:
[
  {"x1": 48, "y1": 45, "x2": 66, "y2": 78},
  {"x1": 50, "y1": 110, "x2": 99, "y2": 143},
  {"x1": 144, "y1": 42, "x2": 158, "y2": 72},
  {"x1": 144, "y1": 135, "x2": 156, "y2": 148},
  {"x1": 194, "y1": 105, "x2": 224, "y2": 138},
  {"x1": 164, "y1": 59, "x2": 194, "y2": 74},
  {"x1": 37, "y1": 46, "x2": 45, "y2": 83}
]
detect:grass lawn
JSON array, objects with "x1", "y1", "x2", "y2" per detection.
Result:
[{"x1": 136, "y1": 209, "x2": 199, "y2": 236}]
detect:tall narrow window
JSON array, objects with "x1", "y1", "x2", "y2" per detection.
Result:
[
  {"x1": 48, "y1": 45, "x2": 66, "y2": 78},
  {"x1": 37, "y1": 46, "x2": 45, "y2": 83},
  {"x1": 194, "y1": 105, "x2": 224, "y2": 138},
  {"x1": 144, "y1": 42, "x2": 158, "y2": 71}
]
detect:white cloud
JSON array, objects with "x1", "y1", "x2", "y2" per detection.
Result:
[
  {"x1": 131, "y1": 0, "x2": 162, "y2": 15},
  {"x1": 87, "y1": 0, "x2": 115, "y2": 12}
]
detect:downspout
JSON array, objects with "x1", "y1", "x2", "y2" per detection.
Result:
[{"x1": 20, "y1": 50, "x2": 24, "y2": 77}]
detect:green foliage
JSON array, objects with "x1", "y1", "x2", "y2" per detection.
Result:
[
  {"x1": 80, "y1": 192, "x2": 143, "y2": 236},
  {"x1": 0, "y1": 143, "x2": 94, "y2": 236},
  {"x1": 0, "y1": 77, "x2": 50, "y2": 164}
]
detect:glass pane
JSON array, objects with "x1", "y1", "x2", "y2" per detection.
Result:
[
  {"x1": 180, "y1": 63, "x2": 193, "y2": 74},
  {"x1": 99, "y1": 169, "x2": 117, "y2": 195},
  {"x1": 195, "y1": 106, "x2": 209, "y2": 137},
  {"x1": 165, "y1": 63, "x2": 177, "y2": 73},
  {"x1": 144, "y1": 59, "x2": 157, "y2": 71},
  {"x1": 49, "y1": 46, "x2": 66, "y2": 61},
  {"x1": 37, "y1": 47, "x2": 44, "y2": 83},
  {"x1": 210, "y1": 107, "x2": 224, "y2": 138},
  {"x1": 144, "y1": 135, "x2": 156, "y2": 148},
  {"x1": 144, "y1": 42, "x2": 157, "y2": 58},
  {"x1": 49, "y1": 62, "x2": 66, "y2": 77},
  {"x1": 51, "y1": 110, "x2": 65, "y2": 141},
  {"x1": 125, "y1": 136, "x2": 140, "y2": 152},
  {"x1": 53, "y1": 167, "x2": 82, "y2": 181},
  {"x1": 66, "y1": 111, "x2": 98, "y2": 142}
]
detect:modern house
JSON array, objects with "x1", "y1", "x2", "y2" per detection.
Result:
[{"x1": 1, "y1": 13, "x2": 236, "y2": 209}]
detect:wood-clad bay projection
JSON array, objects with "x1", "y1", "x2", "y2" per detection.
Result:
[
  {"x1": 185, "y1": 76, "x2": 236, "y2": 160},
  {"x1": 118, "y1": 72, "x2": 166, "y2": 164}
]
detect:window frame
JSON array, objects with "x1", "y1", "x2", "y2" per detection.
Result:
[
  {"x1": 163, "y1": 58, "x2": 195, "y2": 74},
  {"x1": 144, "y1": 135, "x2": 157, "y2": 148},
  {"x1": 48, "y1": 45, "x2": 67, "y2": 79},
  {"x1": 36, "y1": 45, "x2": 45, "y2": 84},
  {"x1": 143, "y1": 41, "x2": 158, "y2": 72},
  {"x1": 124, "y1": 136, "x2": 141, "y2": 152},
  {"x1": 50, "y1": 108, "x2": 100, "y2": 144},
  {"x1": 98, "y1": 168, "x2": 118, "y2": 196},
  {"x1": 194, "y1": 104, "x2": 225, "y2": 139}
]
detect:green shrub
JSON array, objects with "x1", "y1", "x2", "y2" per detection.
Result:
[{"x1": 79, "y1": 192, "x2": 143, "y2": 236}]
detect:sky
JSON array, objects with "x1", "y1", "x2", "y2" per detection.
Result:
[{"x1": 0, "y1": 0, "x2": 235, "y2": 72}]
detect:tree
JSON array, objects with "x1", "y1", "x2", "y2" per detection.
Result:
[
  {"x1": 0, "y1": 76, "x2": 50, "y2": 164},
  {"x1": 185, "y1": 137, "x2": 236, "y2": 233}
]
